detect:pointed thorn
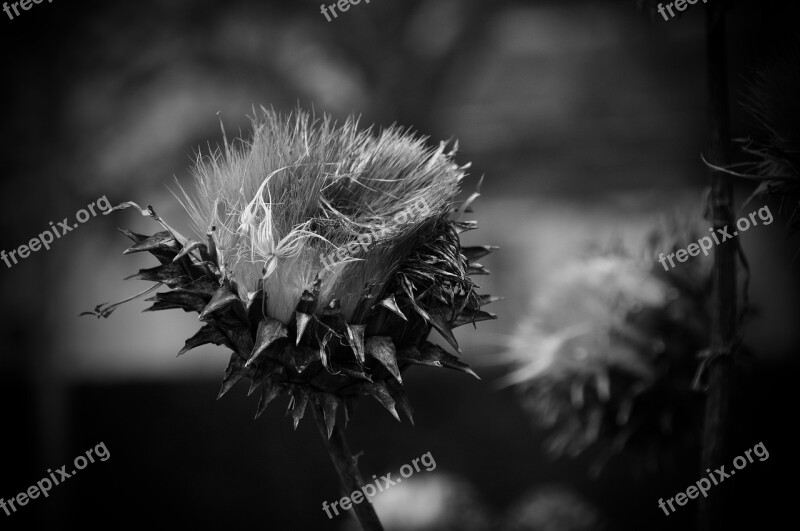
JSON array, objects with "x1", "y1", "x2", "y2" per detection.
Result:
[
  {"x1": 378, "y1": 294, "x2": 407, "y2": 321},
  {"x1": 295, "y1": 312, "x2": 312, "y2": 346},
  {"x1": 318, "y1": 394, "x2": 339, "y2": 439},
  {"x1": 247, "y1": 317, "x2": 288, "y2": 367},
  {"x1": 198, "y1": 283, "x2": 241, "y2": 321},
  {"x1": 461, "y1": 245, "x2": 499, "y2": 261},
  {"x1": 173, "y1": 240, "x2": 205, "y2": 262},
  {"x1": 365, "y1": 336, "x2": 402, "y2": 384},
  {"x1": 217, "y1": 353, "x2": 247, "y2": 399},
  {"x1": 428, "y1": 311, "x2": 461, "y2": 353},
  {"x1": 322, "y1": 299, "x2": 341, "y2": 317},
  {"x1": 387, "y1": 384, "x2": 415, "y2": 425},
  {"x1": 364, "y1": 382, "x2": 401, "y2": 422},
  {"x1": 345, "y1": 323, "x2": 366, "y2": 364},
  {"x1": 254, "y1": 383, "x2": 281, "y2": 419},
  {"x1": 288, "y1": 390, "x2": 309, "y2": 429}
]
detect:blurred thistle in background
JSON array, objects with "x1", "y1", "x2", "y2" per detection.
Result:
[{"x1": 504, "y1": 224, "x2": 712, "y2": 477}]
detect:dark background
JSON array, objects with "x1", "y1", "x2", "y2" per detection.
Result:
[{"x1": 1, "y1": 0, "x2": 798, "y2": 529}]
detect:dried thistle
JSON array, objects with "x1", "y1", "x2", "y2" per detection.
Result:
[
  {"x1": 86, "y1": 109, "x2": 496, "y2": 530},
  {"x1": 503, "y1": 223, "x2": 710, "y2": 477}
]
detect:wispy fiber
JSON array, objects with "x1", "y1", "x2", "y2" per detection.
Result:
[{"x1": 178, "y1": 108, "x2": 465, "y2": 322}]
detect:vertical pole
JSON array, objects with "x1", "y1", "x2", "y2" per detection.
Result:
[{"x1": 699, "y1": 2, "x2": 736, "y2": 530}]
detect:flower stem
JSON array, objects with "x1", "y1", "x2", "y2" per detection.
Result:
[{"x1": 313, "y1": 408, "x2": 384, "y2": 531}]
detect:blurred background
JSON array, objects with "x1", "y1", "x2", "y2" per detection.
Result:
[{"x1": 1, "y1": 0, "x2": 798, "y2": 529}]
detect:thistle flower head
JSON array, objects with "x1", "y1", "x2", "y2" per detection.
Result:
[
  {"x1": 504, "y1": 256, "x2": 668, "y2": 386},
  {"x1": 89, "y1": 108, "x2": 497, "y2": 432},
  {"x1": 180, "y1": 110, "x2": 464, "y2": 323},
  {"x1": 504, "y1": 226, "x2": 710, "y2": 475}
]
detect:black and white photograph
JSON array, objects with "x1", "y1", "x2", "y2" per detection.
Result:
[{"x1": 1, "y1": 0, "x2": 798, "y2": 529}]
